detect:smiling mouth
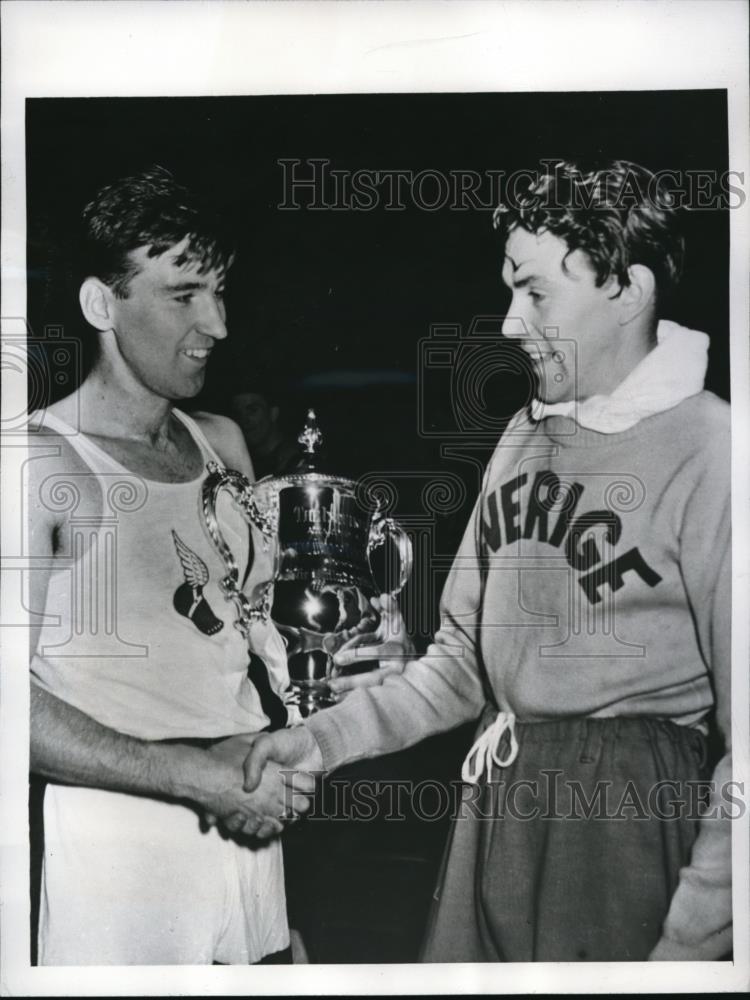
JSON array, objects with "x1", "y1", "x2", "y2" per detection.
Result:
[{"x1": 183, "y1": 348, "x2": 211, "y2": 362}]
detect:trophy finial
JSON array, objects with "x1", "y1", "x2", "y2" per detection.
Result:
[{"x1": 298, "y1": 408, "x2": 323, "y2": 455}]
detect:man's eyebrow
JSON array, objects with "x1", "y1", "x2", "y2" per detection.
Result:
[
  {"x1": 511, "y1": 274, "x2": 545, "y2": 288},
  {"x1": 504, "y1": 253, "x2": 533, "y2": 273},
  {"x1": 501, "y1": 269, "x2": 547, "y2": 289},
  {"x1": 501, "y1": 254, "x2": 548, "y2": 286},
  {"x1": 161, "y1": 280, "x2": 219, "y2": 293}
]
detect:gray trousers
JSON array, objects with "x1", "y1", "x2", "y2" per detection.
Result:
[{"x1": 422, "y1": 715, "x2": 709, "y2": 962}]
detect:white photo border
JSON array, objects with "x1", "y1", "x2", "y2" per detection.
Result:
[{"x1": 2, "y1": 1, "x2": 748, "y2": 995}]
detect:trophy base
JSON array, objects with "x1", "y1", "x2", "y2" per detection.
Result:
[{"x1": 288, "y1": 680, "x2": 338, "y2": 718}]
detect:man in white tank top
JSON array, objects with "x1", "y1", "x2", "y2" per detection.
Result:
[{"x1": 28, "y1": 166, "x2": 309, "y2": 965}]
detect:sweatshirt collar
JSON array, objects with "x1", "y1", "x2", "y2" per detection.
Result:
[{"x1": 529, "y1": 320, "x2": 709, "y2": 434}]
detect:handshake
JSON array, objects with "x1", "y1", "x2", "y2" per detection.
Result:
[{"x1": 194, "y1": 595, "x2": 414, "y2": 840}]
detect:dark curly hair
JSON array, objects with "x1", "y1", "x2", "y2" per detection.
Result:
[
  {"x1": 493, "y1": 159, "x2": 684, "y2": 302},
  {"x1": 80, "y1": 165, "x2": 235, "y2": 297}
]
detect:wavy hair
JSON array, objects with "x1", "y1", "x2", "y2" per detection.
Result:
[
  {"x1": 493, "y1": 160, "x2": 684, "y2": 300},
  {"x1": 80, "y1": 165, "x2": 235, "y2": 297}
]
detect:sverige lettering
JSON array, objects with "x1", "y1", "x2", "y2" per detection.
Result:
[{"x1": 481, "y1": 471, "x2": 662, "y2": 604}]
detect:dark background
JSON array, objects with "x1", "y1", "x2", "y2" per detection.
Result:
[
  {"x1": 26, "y1": 91, "x2": 730, "y2": 963},
  {"x1": 27, "y1": 91, "x2": 730, "y2": 422},
  {"x1": 25, "y1": 90, "x2": 732, "y2": 636}
]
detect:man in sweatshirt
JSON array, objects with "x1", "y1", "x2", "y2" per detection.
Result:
[{"x1": 241, "y1": 159, "x2": 733, "y2": 962}]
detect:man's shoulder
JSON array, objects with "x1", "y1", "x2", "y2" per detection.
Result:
[
  {"x1": 29, "y1": 397, "x2": 76, "y2": 434},
  {"x1": 190, "y1": 410, "x2": 240, "y2": 440},
  {"x1": 671, "y1": 391, "x2": 731, "y2": 452},
  {"x1": 28, "y1": 399, "x2": 96, "y2": 476},
  {"x1": 26, "y1": 401, "x2": 103, "y2": 527},
  {"x1": 188, "y1": 410, "x2": 254, "y2": 478},
  {"x1": 659, "y1": 393, "x2": 731, "y2": 497},
  {"x1": 677, "y1": 390, "x2": 730, "y2": 428}
]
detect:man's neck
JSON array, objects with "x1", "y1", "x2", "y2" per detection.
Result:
[
  {"x1": 586, "y1": 317, "x2": 659, "y2": 400},
  {"x1": 76, "y1": 364, "x2": 176, "y2": 445}
]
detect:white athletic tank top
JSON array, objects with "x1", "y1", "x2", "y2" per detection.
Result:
[{"x1": 30, "y1": 408, "x2": 291, "y2": 739}]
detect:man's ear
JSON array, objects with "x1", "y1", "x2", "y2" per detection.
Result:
[
  {"x1": 270, "y1": 405, "x2": 280, "y2": 424},
  {"x1": 79, "y1": 277, "x2": 116, "y2": 332},
  {"x1": 617, "y1": 264, "x2": 656, "y2": 324}
]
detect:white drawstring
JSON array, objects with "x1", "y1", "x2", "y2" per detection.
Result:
[{"x1": 461, "y1": 711, "x2": 519, "y2": 784}]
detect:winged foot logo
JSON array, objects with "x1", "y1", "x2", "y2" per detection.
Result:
[{"x1": 171, "y1": 529, "x2": 225, "y2": 636}]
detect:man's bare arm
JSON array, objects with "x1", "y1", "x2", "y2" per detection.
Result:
[
  {"x1": 32, "y1": 683, "x2": 206, "y2": 801},
  {"x1": 31, "y1": 683, "x2": 289, "y2": 835}
]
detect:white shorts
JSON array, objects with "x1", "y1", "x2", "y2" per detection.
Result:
[{"x1": 38, "y1": 784, "x2": 289, "y2": 966}]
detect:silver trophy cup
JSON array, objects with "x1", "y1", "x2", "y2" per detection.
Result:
[{"x1": 202, "y1": 410, "x2": 412, "y2": 716}]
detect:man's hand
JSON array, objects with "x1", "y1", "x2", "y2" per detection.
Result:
[
  {"x1": 28, "y1": 686, "x2": 293, "y2": 840},
  {"x1": 243, "y1": 726, "x2": 324, "y2": 811},
  {"x1": 195, "y1": 734, "x2": 301, "y2": 839},
  {"x1": 329, "y1": 594, "x2": 415, "y2": 695}
]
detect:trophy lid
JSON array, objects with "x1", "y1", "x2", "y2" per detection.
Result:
[
  {"x1": 297, "y1": 408, "x2": 324, "y2": 471},
  {"x1": 253, "y1": 408, "x2": 363, "y2": 499}
]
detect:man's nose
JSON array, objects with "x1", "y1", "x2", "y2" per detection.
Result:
[
  {"x1": 196, "y1": 296, "x2": 228, "y2": 341},
  {"x1": 500, "y1": 290, "x2": 529, "y2": 340},
  {"x1": 501, "y1": 313, "x2": 530, "y2": 340}
]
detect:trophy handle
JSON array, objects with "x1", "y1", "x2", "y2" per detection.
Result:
[
  {"x1": 201, "y1": 461, "x2": 278, "y2": 634},
  {"x1": 367, "y1": 516, "x2": 413, "y2": 595}
]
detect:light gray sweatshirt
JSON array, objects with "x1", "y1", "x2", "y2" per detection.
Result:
[{"x1": 308, "y1": 322, "x2": 733, "y2": 959}]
